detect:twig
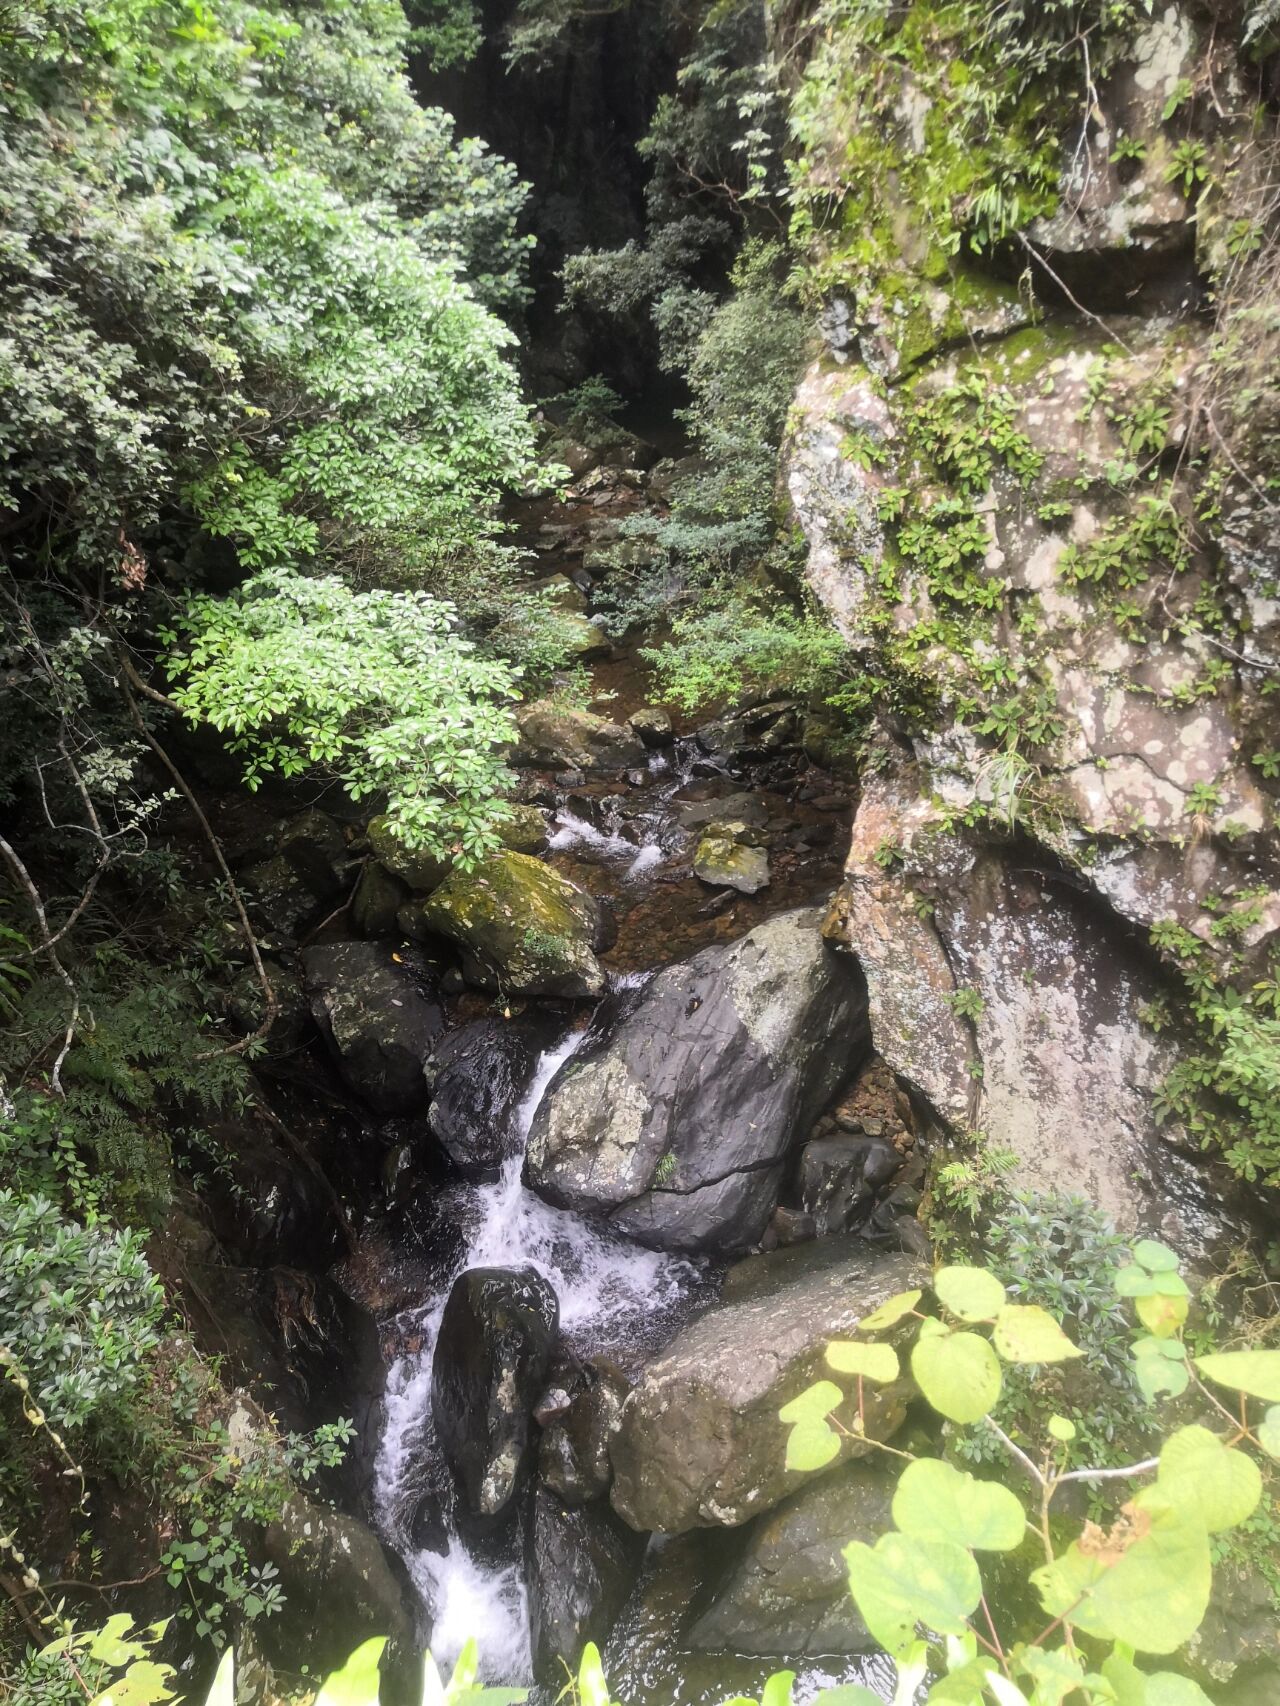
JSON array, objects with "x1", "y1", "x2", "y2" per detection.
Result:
[{"x1": 0, "y1": 832, "x2": 80, "y2": 1094}]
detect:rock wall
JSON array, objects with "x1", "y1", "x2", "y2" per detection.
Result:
[{"x1": 775, "y1": 0, "x2": 1280, "y2": 1238}]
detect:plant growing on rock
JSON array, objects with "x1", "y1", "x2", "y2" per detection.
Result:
[{"x1": 777, "y1": 1244, "x2": 1279, "y2": 1705}]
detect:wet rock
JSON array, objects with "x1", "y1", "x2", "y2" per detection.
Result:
[
  {"x1": 432, "y1": 1266, "x2": 559, "y2": 1526},
  {"x1": 302, "y1": 940, "x2": 444, "y2": 1114},
  {"x1": 695, "y1": 702, "x2": 801, "y2": 761},
  {"x1": 674, "y1": 792, "x2": 769, "y2": 833},
  {"x1": 497, "y1": 803, "x2": 550, "y2": 855},
  {"x1": 689, "y1": 1459, "x2": 893, "y2": 1655},
  {"x1": 531, "y1": 572, "x2": 589, "y2": 614},
  {"x1": 822, "y1": 755, "x2": 1241, "y2": 1244},
  {"x1": 581, "y1": 533, "x2": 662, "y2": 579},
  {"x1": 240, "y1": 809, "x2": 349, "y2": 939},
  {"x1": 350, "y1": 860, "x2": 409, "y2": 937},
  {"x1": 609, "y1": 1238, "x2": 923, "y2": 1532},
  {"x1": 556, "y1": 611, "x2": 613, "y2": 663},
  {"x1": 527, "y1": 1489, "x2": 646, "y2": 1682},
  {"x1": 768, "y1": 1205, "x2": 817, "y2": 1247},
  {"x1": 425, "y1": 1013, "x2": 554, "y2": 1175},
  {"x1": 367, "y1": 814, "x2": 451, "y2": 894},
  {"x1": 629, "y1": 706, "x2": 674, "y2": 747},
  {"x1": 515, "y1": 701, "x2": 645, "y2": 772},
  {"x1": 411, "y1": 850, "x2": 608, "y2": 997},
  {"x1": 526, "y1": 909, "x2": 867, "y2": 1253},
  {"x1": 260, "y1": 1491, "x2": 413, "y2": 1678},
  {"x1": 1188, "y1": 1549, "x2": 1280, "y2": 1695},
  {"x1": 796, "y1": 1134, "x2": 900, "y2": 1236},
  {"x1": 537, "y1": 1364, "x2": 629, "y2": 1505},
  {"x1": 198, "y1": 1116, "x2": 344, "y2": 1270},
  {"x1": 692, "y1": 834, "x2": 770, "y2": 895}
]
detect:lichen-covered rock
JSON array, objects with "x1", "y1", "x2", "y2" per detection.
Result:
[
  {"x1": 496, "y1": 802, "x2": 550, "y2": 855},
  {"x1": 413, "y1": 850, "x2": 608, "y2": 997},
  {"x1": 695, "y1": 700, "x2": 801, "y2": 759},
  {"x1": 688, "y1": 1460, "x2": 893, "y2": 1654},
  {"x1": 823, "y1": 752, "x2": 1240, "y2": 1243},
  {"x1": 261, "y1": 1492, "x2": 413, "y2": 1678},
  {"x1": 241, "y1": 809, "x2": 349, "y2": 938},
  {"x1": 525, "y1": 909, "x2": 866, "y2": 1252},
  {"x1": 609, "y1": 1238, "x2": 924, "y2": 1532},
  {"x1": 629, "y1": 705, "x2": 674, "y2": 746},
  {"x1": 432, "y1": 1266, "x2": 559, "y2": 1527},
  {"x1": 692, "y1": 834, "x2": 770, "y2": 894},
  {"x1": 515, "y1": 701, "x2": 646, "y2": 772},
  {"x1": 367, "y1": 814, "x2": 450, "y2": 894},
  {"x1": 537, "y1": 1362, "x2": 629, "y2": 1505},
  {"x1": 302, "y1": 940, "x2": 444, "y2": 1113}
]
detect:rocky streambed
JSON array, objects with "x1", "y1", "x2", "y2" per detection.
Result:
[{"x1": 233, "y1": 440, "x2": 939, "y2": 1701}]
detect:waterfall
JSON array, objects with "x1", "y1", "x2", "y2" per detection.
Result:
[{"x1": 372, "y1": 1018, "x2": 697, "y2": 1682}]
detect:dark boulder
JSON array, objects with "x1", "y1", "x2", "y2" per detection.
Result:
[
  {"x1": 425, "y1": 1014, "x2": 556, "y2": 1176},
  {"x1": 260, "y1": 1492, "x2": 413, "y2": 1680},
  {"x1": 689, "y1": 1460, "x2": 893, "y2": 1654},
  {"x1": 240, "y1": 809, "x2": 349, "y2": 940},
  {"x1": 302, "y1": 940, "x2": 444, "y2": 1114},
  {"x1": 796, "y1": 1133, "x2": 900, "y2": 1236},
  {"x1": 350, "y1": 861, "x2": 409, "y2": 937},
  {"x1": 527, "y1": 1489, "x2": 646, "y2": 1682},
  {"x1": 609, "y1": 1238, "x2": 925, "y2": 1533},
  {"x1": 525, "y1": 909, "x2": 868, "y2": 1253},
  {"x1": 432, "y1": 1266, "x2": 559, "y2": 1527},
  {"x1": 537, "y1": 1362, "x2": 630, "y2": 1505},
  {"x1": 695, "y1": 702, "x2": 801, "y2": 761}
]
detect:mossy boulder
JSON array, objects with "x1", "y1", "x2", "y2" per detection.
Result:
[
  {"x1": 515, "y1": 701, "x2": 645, "y2": 772},
  {"x1": 693, "y1": 834, "x2": 770, "y2": 895},
  {"x1": 496, "y1": 803, "x2": 550, "y2": 855},
  {"x1": 367, "y1": 814, "x2": 451, "y2": 894},
  {"x1": 414, "y1": 850, "x2": 609, "y2": 996}
]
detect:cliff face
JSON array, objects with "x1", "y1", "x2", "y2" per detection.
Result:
[{"x1": 774, "y1": 0, "x2": 1280, "y2": 1239}]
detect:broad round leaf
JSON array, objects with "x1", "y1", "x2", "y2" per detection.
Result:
[
  {"x1": 1155, "y1": 1424, "x2": 1261, "y2": 1532},
  {"x1": 1132, "y1": 1238, "x2": 1181, "y2": 1273},
  {"x1": 934, "y1": 1265, "x2": 1007, "y2": 1323},
  {"x1": 992, "y1": 1305, "x2": 1081, "y2": 1365},
  {"x1": 1135, "y1": 1292, "x2": 1189, "y2": 1339},
  {"x1": 893, "y1": 1457, "x2": 1025, "y2": 1551},
  {"x1": 845, "y1": 1533, "x2": 982, "y2": 1657},
  {"x1": 784, "y1": 1415, "x2": 841, "y2": 1473},
  {"x1": 808, "y1": 1691, "x2": 884, "y2": 1706},
  {"x1": 1257, "y1": 1405, "x2": 1280, "y2": 1460},
  {"x1": 316, "y1": 1639, "x2": 389, "y2": 1706},
  {"x1": 779, "y1": 1380, "x2": 843, "y2": 1423},
  {"x1": 1048, "y1": 1414, "x2": 1076, "y2": 1443},
  {"x1": 1194, "y1": 1350, "x2": 1280, "y2": 1402},
  {"x1": 1144, "y1": 1675, "x2": 1216, "y2": 1705},
  {"x1": 859, "y1": 1289, "x2": 923, "y2": 1331},
  {"x1": 826, "y1": 1341, "x2": 901, "y2": 1382},
  {"x1": 912, "y1": 1329, "x2": 1002, "y2": 1423},
  {"x1": 1132, "y1": 1338, "x2": 1190, "y2": 1402},
  {"x1": 1033, "y1": 1496, "x2": 1211, "y2": 1654}
]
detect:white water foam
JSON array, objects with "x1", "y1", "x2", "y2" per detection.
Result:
[
  {"x1": 548, "y1": 809, "x2": 666, "y2": 881},
  {"x1": 373, "y1": 1022, "x2": 695, "y2": 1681}
]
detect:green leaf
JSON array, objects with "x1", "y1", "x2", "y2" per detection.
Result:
[
  {"x1": 1194, "y1": 1349, "x2": 1280, "y2": 1402},
  {"x1": 577, "y1": 1644, "x2": 611, "y2": 1706},
  {"x1": 858, "y1": 1289, "x2": 922, "y2": 1331},
  {"x1": 826, "y1": 1341, "x2": 900, "y2": 1382},
  {"x1": 1048, "y1": 1414, "x2": 1076, "y2": 1443},
  {"x1": 893, "y1": 1457, "x2": 1025, "y2": 1552},
  {"x1": 809, "y1": 1690, "x2": 883, "y2": 1706},
  {"x1": 1016, "y1": 1647, "x2": 1085, "y2": 1706},
  {"x1": 779, "y1": 1380, "x2": 843, "y2": 1423},
  {"x1": 1256, "y1": 1405, "x2": 1280, "y2": 1459},
  {"x1": 1144, "y1": 1676, "x2": 1216, "y2": 1705},
  {"x1": 315, "y1": 1638, "x2": 387, "y2": 1706},
  {"x1": 933, "y1": 1265, "x2": 1007, "y2": 1322},
  {"x1": 784, "y1": 1414, "x2": 841, "y2": 1473},
  {"x1": 1131, "y1": 1239, "x2": 1181, "y2": 1273},
  {"x1": 992, "y1": 1305, "x2": 1081, "y2": 1365},
  {"x1": 760, "y1": 1673, "x2": 795, "y2": 1706},
  {"x1": 1135, "y1": 1292, "x2": 1189, "y2": 1338},
  {"x1": 202, "y1": 1651, "x2": 234, "y2": 1706},
  {"x1": 912, "y1": 1330, "x2": 1003, "y2": 1424},
  {"x1": 1154, "y1": 1424, "x2": 1261, "y2": 1532},
  {"x1": 1032, "y1": 1495, "x2": 1211, "y2": 1654},
  {"x1": 845, "y1": 1533, "x2": 982, "y2": 1658}
]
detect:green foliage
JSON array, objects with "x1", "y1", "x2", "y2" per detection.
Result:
[
  {"x1": 164, "y1": 571, "x2": 520, "y2": 861},
  {"x1": 1146, "y1": 923, "x2": 1280, "y2": 1186},
  {"x1": 642, "y1": 594, "x2": 848, "y2": 714},
  {"x1": 0, "y1": 1191, "x2": 162, "y2": 1434},
  {"x1": 779, "y1": 1240, "x2": 1279, "y2": 1703}
]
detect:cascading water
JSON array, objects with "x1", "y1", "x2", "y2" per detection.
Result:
[{"x1": 372, "y1": 1010, "x2": 698, "y2": 1682}]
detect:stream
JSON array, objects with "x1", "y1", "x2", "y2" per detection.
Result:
[{"x1": 337, "y1": 476, "x2": 895, "y2": 1702}]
